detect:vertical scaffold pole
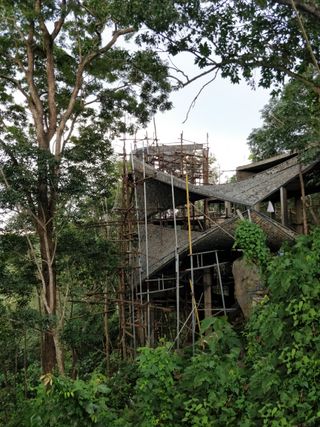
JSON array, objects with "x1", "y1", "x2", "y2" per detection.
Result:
[
  {"x1": 215, "y1": 251, "x2": 227, "y2": 316},
  {"x1": 128, "y1": 213, "x2": 136, "y2": 354},
  {"x1": 142, "y1": 141, "x2": 151, "y2": 344},
  {"x1": 185, "y1": 175, "x2": 201, "y2": 353},
  {"x1": 119, "y1": 140, "x2": 127, "y2": 358},
  {"x1": 131, "y1": 149, "x2": 144, "y2": 348},
  {"x1": 171, "y1": 174, "x2": 180, "y2": 349},
  {"x1": 131, "y1": 152, "x2": 143, "y2": 302}
]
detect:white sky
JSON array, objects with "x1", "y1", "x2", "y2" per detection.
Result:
[{"x1": 114, "y1": 53, "x2": 271, "y2": 182}]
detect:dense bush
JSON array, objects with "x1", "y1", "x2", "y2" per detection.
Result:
[{"x1": 242, "y1": 228, "x2": 320, "y2": 426}]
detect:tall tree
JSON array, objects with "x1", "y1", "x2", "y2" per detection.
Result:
[{"x1": 0, "y1": 0, "x2": 175, "y2": 373}]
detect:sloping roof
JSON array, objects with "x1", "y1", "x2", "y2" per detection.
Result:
[
  {"x1": 201, "y1": 155, "x2": 317, "y2": 205},
  {"x1": 133, "y1": 154, "x2": 319, "y2": 210},
  {"x1": 139, "y1": 210, "x2": 296, "y2": 281},
  {"x1": 236, "y1": 152, "x2": 296, "y2": 174}
]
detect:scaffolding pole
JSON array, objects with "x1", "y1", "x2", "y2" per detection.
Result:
[
  {"x1": 142, "y1": 141, "x2": 151, "y2": 344},
  {"x1": 215, "y1": 251, "x2": 227, "y2": 316},
  {"x1": 186, "y1": 175, "x2": 201, "y2": 353},
  {"x1": 171, "y1": 174, "x2": 180, "y2": 349},
  {"x1": 131, "y1": 153, "x2": 143, "y2": 301},
  {"x1": 119, "y1": 140, "x2": 128, "y2": 358}
]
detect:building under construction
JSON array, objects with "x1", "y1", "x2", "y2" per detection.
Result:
[{"x1": 114, "y1": 137, "x2": 320, "y2": 356}]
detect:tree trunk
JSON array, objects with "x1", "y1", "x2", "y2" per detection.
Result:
[
  {"x1": 38, "y1": 221, "x2": 57, "y2": 373},
  {"x1": 37, "y1": 164, "x2": 65, "y2": 374},
  {"x1": 42, "y1": 329, "x2": 56, "y2": 374}
]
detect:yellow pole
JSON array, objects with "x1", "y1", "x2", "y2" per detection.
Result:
[{"x1": 185, "y1": 175, "x2": 201, "y2": 332}]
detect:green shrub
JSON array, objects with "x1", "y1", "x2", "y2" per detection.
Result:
[
  {"x1": 24, "y1": 373, "x2": 116, "y2": 427},
  {"x1": 243, "y1": 228, "x2": 320, "y2": 426}
]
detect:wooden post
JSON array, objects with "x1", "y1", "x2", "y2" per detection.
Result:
[
  {"x1": 104, "y1": 286, "x2": 110, "y2": 375},
  {"x1": 280, "y1": 186, "x2": 288, "y2": 226},
  {"x1": 150, "y1": 305, "x2": 155, "y2": 346},
  {"x1": 225, "y1": 201, "x2": 231, "y2": 218},
  {"x1": 298, "y1": 165, "x2": 308, "y2": 235},
  {"x1": 136, "y1": 304, "x2": 145, "y2": 346},
  {"x1": 203, "y1": 269, "x2": 212, "y2": 318},
  {"x1": 295, "y1": 197, "x2": 304, "y2": 234}
]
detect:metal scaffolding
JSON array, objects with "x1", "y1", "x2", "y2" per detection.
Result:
[{"x1": 113, "y1": 135, "x2": 235, "y2": 352}]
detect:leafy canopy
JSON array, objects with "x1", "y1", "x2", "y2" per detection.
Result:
[
  {"x1": 0, "y1": 0, "x2": 174, "y2": 216},
  {"x1": 136, "y1": 1, "x2": 320, "y2": 96},
  {"x1": 248, "y1": 73, "x2": 320, "y2": 161}
]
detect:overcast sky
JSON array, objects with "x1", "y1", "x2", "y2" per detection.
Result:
[{"x1": 114, "y1": 53, "x2": 271, "y2": 182}]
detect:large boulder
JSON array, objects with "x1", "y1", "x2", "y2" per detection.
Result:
[{"x1": 232, "y1": 258, "x2": 265, "y2": 319}]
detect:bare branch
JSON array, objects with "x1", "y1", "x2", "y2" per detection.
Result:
[
  {"x1": 61, "y1": 112, "x2": 79, "y2": 153},
  {"x1": 290, "y1": 0, "x2": 320, "y2": 74},
  {"x1": 182, "y1": 66, "x2": 218, "y2": 88},
  {"x1": 43, "y1": 230, "x2": 55, "y2": 312},
  {"x1": 183, "y1": 69, "x2": 219, "y2": 123},
  {"x1": 25, "y1": 234, "x2": 51, "y2": 314}
]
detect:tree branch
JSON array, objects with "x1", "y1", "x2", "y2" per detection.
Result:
[
  {"x1": 51, "y1": 0, "x2": 68, "y2": 40},
  {"x1": 183, "y1": 69, "x2": 219, "y2": 123},
  {"x1": 36, "y1": 1, "x2": 58, "y2": 143},
  {"x1": 290, "y1": 0, "x2": 320, "y2": 74},
  {"x1": 84, "y1": 26, "x2": 135, "y2": 65},
  {"x1": 54, "y1": 26, "x2": 135, "y2": 158},
  {"x1": 61, "y1": 112, "x2": 79, "y2": 153},
  {"x1": 0, "y1": 166, "x2": 49, "y2": 312},
  {"x1": 0, "y1": 74, "x2": 28, "y2": 99},
  {"x1": 275, "y1": 0, "x2": 320, "y2": 21},
  {"x1": 25, "y1": 11, "x2": 46, "y2": 147}
]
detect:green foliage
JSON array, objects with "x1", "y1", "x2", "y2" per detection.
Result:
[
  {"x1": 248, "y1": 74, "x2": 320, "y2": 161},
  {"x1": 21, "y1": 373, "x2": 115, "y2": 427},
  {"x1": 2, "y1": 221, "x2": 319, "y2": 425},
  {"x1": 180, "y1": 318, "x2": 245, "y2": 427},
  {"x1": 4, "y1": 226, "x2": 320, "y2": 426},
  {"x1": 132, "y1": 343, "x2": 181, "y2": 426},
  {"x1": 0, "y1": 233, "x2": 36, "y2": 298},
  {"x1": 234, "y1": 220, "x2": 270, "y2": 271},
  {"x1": 243, "y1": 228, "x2": 320, "y2": 426}
]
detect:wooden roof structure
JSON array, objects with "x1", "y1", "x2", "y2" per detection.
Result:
[
  {"x1": 133, "y1": 154, "x2": 320, "y2": 215},
  {"x1": 139, "y1": 210, "x2": 296, "y2": 282}
]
